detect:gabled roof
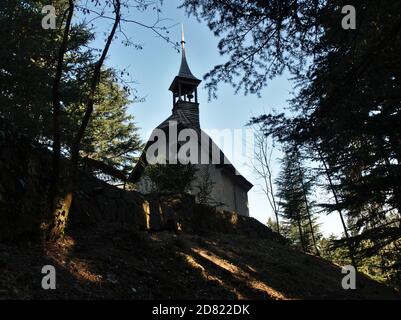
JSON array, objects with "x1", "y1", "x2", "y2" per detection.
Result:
[
  {"x1": 129, "y1": 110, "x2": 253, "y2": 192},
  {"x1": 129, "y1": 26, "x2": 252, "y2": 192}
]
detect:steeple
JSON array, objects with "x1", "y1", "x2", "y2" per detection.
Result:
[
  {"x1": 177, "y1": 24, "x2": 198, "y2": 80},
  {"x1": 169, "y1": 24, "x2": 201, "y2": 106}
]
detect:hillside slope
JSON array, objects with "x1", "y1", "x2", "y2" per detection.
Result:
[
  {"x1": 0, "y1": 124, "x2": 399, "y2": 300},
  {"x1": 0, "y1": 221, "x2": 399, "y2": 300}
]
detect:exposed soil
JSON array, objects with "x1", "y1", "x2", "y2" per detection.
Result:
[{"x1": 0, "y1": 222, "x2": 399, "y2": 300}]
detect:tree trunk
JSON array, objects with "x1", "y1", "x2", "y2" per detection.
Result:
[
  {"x1": 274, "y1": 210, "x2": 280, "y2": 235},
  {"x1": 296, "y1": 212, "x2": 306, "y2": 252},
  {"x1": 314, "y1": 141, "x2": 357, "y2": 270},
  {"x1": 48, "y1": 0, "x2": 121, "y2": 240},
  {"x1": 300, "y1": 170, "x2": 320, "y2": 256},
  {"x1": 294, "y1": 147, "x2": 320, "y2": 255},
  {"x1": 50, "y1": 0, "x2": 74, "y2": 213}
]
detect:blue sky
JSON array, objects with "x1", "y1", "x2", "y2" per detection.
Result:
[{"x1": 84, "y1": 2, "x2": 343, "y2": 237}]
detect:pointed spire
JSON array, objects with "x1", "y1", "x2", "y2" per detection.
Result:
[
  {"x1": 181, "y1": 23, "x2": 185, "y2": 50},
  {"x1": 177, "y1": 24, "x2": 198, "y2": 80},
  {"x1": 169, "y1": 24, "x2": 201, "y2": 98}
]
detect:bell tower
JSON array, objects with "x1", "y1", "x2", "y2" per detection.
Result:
[{"x1": 169, "y1": 25, "x2": 201, "y2": 126}]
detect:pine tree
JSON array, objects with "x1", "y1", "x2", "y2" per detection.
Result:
[
  {"x1": 64, "y1": 69, "x2": 142, "y2": 175},
  {"x1": 276, "y1": 146, "x2": 320, "y2": 254},
  {"x1": 0, "y1": 0, "x2": 142, "y2": 173}
]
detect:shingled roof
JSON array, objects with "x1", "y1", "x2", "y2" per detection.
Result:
[
  {"x1": 129, "y1": 26, "x2": 252, "y2": 192},
  {"x1": 128, "y1": 107, "x2": 253, "y2": 191}
]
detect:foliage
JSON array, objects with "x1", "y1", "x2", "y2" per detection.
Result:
[
  {"x1": 319, "y1": 235, "x2": 352, "y2": 267},
  {"x1": 64, "y1": 69, "x2": 142, "y2": 175},
  {"x1": 276, "y1": 146, "x2": 320, "y2": 254},
  {"x1": 195, "y1": 167, "x2": 215, "y2": 205},
  {"x1": 187, "y1": 0, "x2": 401, "y2": 288},
  {"x1": 0, "y1": 0, "x2": 88, "y2": 139},
  {"x1": 180, "y1": 0, "x2": 326, "y2": 98},
  {"x1": 144, "y1": 163, "x2": 198, "y2": 193},
  {"x1": 0, "y1": 0, "x2": 142, "y2": 173}
]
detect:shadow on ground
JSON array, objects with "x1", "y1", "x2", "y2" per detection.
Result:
[{"x1": 0, "y1": 222, "x2": 399, "y2": 300}]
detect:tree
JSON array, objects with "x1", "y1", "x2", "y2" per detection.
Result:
[
  {"x1": 49, "y1": 0, "x2": 182, "y2": 238},
  {"x1": 64, "y1": 68, "x2": 142, "y2": 176},
  {"x1": 183, "y1": 0, "x2": 401, "y2": 287},
  {"x1": 251, "y1": 124, "x2": 281, "y2": 235},
  {"x1": 276, "y1": 145, "x2": 320, "y2": 254},
  {"x1": 289, "y1": 0, "x2": 401, "y2": 276},
  {"x1": 319, "y1": 234, "x2": 351, "y2": 267},
  {"x1": 0, "y1": 0, "x2": 142, "y2": 174},
  {"x1": 51, "y1": 0, "x2": 75, "y2": 209},
  {"x1": 2, "y1": 0, "x2": 181, "y2": 239},
  {"x1": 180, "y1": 0, "x2": 326, "y2": 98},
  {"x1": 249, "y1": 114, "x2": 357, "y2": 266},
  {"x1": 48, "y1": 0, "x2": 123, "y2": 240},
  {"x1": 0, "y1": 0, "x2": 94, "y2": 141},
  {"x1": 195, "y1": 167, "x2": 215, "y2": 205},
  {"x1": 144, "y1": 163, "x2": 198, "y2": 194}
]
